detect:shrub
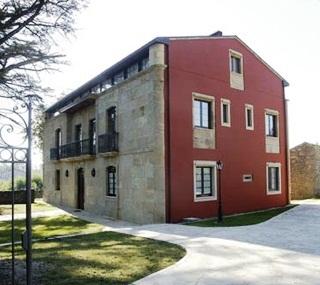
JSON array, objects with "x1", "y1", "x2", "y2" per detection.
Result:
[
  {"x1": 32, "y1": 176, "x2": 43, "y2": 191},
  {"x1": 0, "y1": 180, "x2": 11, "y2": 191}
]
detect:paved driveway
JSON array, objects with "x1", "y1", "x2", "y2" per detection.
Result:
[
  {"x1": 104, "y1": 201, "x2": 320, "y2": 285},
  {"x1": 68, "y1": 200, "x2": 320, "y2": 285}
]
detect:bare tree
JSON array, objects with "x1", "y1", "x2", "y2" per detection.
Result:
[{"x1": 0, "y1": 0, "x2": 86, "y2": 101}]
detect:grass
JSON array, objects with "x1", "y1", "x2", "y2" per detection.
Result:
[
  {"x1": 0, "y1": 232, "x2": 185, "y2": 285},
  {"x1": 0, "y1": 199, "x2": 57, "y2": 215},
  {"x1": 187, "y1": 205, "x2": 296, "y2": 227},
  {"x1": 0, "y1": 215, "x2": 103, "y2": 244}
]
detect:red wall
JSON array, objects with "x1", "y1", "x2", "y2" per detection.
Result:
[{"x1": 166, "y1": 38, "x2": 288, "y2": 222}]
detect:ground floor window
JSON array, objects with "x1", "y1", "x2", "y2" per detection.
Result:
[
  {"x1": 194, "y1": 161, "x2": 217, "y2": 201},
  {"x1": 106, "y1": 166, "x2": 116, "y2": 197},
  {"x1": 266, "y1": 162, "x2": 281, "y2": 194},
  {"x1": 55, "y1": 169, "x2": 60, "y2": 191}
]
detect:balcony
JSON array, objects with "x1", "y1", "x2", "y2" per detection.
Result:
[
  {"x1": 50, "y1": 133, "x2": 118, "y2": 161},
  {"x1": 50, "y1": 139, "x2": 96, "y2": 161},
  {"x1": 98, "y1": 132, "x2": 119, "y2": 154}
]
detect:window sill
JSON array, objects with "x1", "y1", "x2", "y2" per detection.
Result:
[
  {"x1": 194, "y1": 196, "x2": 217, "y2": 202},
  {"x1": 106, "y1": 195, "x2": 117, "y2": 199},
  {"x1": 266, "y1": 191, "x2": 281, "y2": 195}
]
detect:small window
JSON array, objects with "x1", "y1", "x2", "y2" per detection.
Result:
[
  {"x1": 101, "y1": 78, "x2": 112, "y2": 91},
  {"x1": 139, "y1": 57, "x2": 149, "y2": 71},
  {"x1": 55, "y1": 169, "x2": 60, "y2": 191},
  {"x1": 114, "y1": 72, "x2": 124, "y2": 84},
  {"x1": 265, "y1": 113, "x2": 278, "y2": 137},
  {"x1": 194, "y1": 161, "x2": 217, "y2": 201},
  {"x1": 193, "y1": 99, "x2": 211, "y2": 129},
  {"x1": 221, "y1": 99, "x2": 231, "y2": 127},
  {"x1": 231, "y1": 55, "x2": 242, "y2": 74},
  {"x1": 127, "y1": 63, "x2": 139, "y2": 78},
  {"x1": 245, "y1": 104, "x2": 254, "y2": 130},
  {"x1": 267, "y1": 163, "x2": 281, "y2": 194},
  {"x1": 106, "y1": 166, "x2": 116, "y2": 197}
]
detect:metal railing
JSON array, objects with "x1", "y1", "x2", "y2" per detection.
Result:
[
  {"x1": 50, "y1": 133, "x2": 118, "y2": 160},
  {"x1": 50, "y1": 139, "x2": 96, "y2": 160},
  {"x1": 98, "y1": 132, "x2": 118, "y2": 153}
]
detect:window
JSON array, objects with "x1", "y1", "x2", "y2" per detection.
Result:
[
  {"x1": 114, "y1": 72, "x2": 124, "y2": 84},
  {"x1": 55, "y1": 128, "x2": 62, "y2": 158},
  {"x1": 245, "y1": 104, "x2": 254, "y2": 130},
  {"x1": 221, "y1": 99, "x2": 231, "y2": 127},
  {"x1": 266, "y1": 163, "x2": 281, "y2": 194},
  {"x1": 265, "y1": 112, "x2": 278, "y2": 137},
  {"x1": 55, "y1": 169, "x2": 60, "y2": 191},
  {"x1": 89, "y1": 119, "x2": 96, "y2": 153},
  {"x1": 229, "y1": 49, "x2": 244, "y2": 90},
  {"x1": 101, "y1": 78, "x2": 112, "y2": 91},
  {"x1": 127, "y1": 63, "x2": 139, "y2": 78},
  {"x1": 106, "y1": 166, "x2": 116, "y2": 197},
  {"x1": 107, "y1": 106, "x2": 116, "y2": 133},
  {"x1": 194, "y1": 161, "x2": 217, "y2": 201},
  {"x1": 75, "y1": 124, "x2": 82, "y2": 141},
  {"x1": 231, "y1": 55, "x2": 241, "y2": 74},
  {"x1": 139, "y1": 57, "x2": 149, "y2": 71},
  {"x1": 193, "y1": 99, "x2": 211, "y2": 128}
]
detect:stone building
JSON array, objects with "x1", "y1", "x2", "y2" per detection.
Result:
[
  {"x1": 43, "y1": 31, "x2": 290, "y2": 224},
  {"x1": 290, "y1": 142, "x2": 320, "y2": 199}
]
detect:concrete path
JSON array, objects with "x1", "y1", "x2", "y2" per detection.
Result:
[{"x1": 69, "y1": 200, "x2": 320, "y2": 285}]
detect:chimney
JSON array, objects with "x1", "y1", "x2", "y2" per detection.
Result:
[{"x1": 210, "y1": 31, "x2": 223, "y2": 37}]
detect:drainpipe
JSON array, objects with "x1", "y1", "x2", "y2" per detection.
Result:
[
  {"x1": 164, "y1": 44, "x2": 172, "y2": 223},
  {"x1": 283, "y1": 82, "x2": 290, "y2": 205}
]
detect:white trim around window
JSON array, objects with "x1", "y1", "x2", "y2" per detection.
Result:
[
  {"x1": 193, "y1": 160, "x2": 217, "y2": 202},
  {"x1": 245, "y1": 104, "x2": 254, "y2": 130},
  {"x1": 221, "y1": 99, "x2": 231, "y2": 127},
  {"x1": 266, "y1": 162, "x2": 281, "y2": 195}
]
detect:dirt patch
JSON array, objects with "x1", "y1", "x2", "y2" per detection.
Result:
[{"x1": 0, "y1": 259, "x2": 50, "y2": 285}]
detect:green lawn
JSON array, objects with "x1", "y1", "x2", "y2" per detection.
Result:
[
  {"x1": 0, "y1": 215, "x2": 103, "y2": 244},
  {"x1": 0, "y1": 199, "x2": 57, "y2": 215},
  {"x1": 187, "y1": 205, "x2": 296, "y2": 227},
  {"x1": 0, "y1": 231, "x2": 185, "y2": 285}
]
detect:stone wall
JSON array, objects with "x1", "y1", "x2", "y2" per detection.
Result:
[
  {"x1": 290, "y1": 142, "x2": 320, "y2": 199},
  {"x1": 43, "y1": 43, "x2": 166, "y2": 224}
]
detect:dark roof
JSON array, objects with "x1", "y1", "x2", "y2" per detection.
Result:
[
  {"x1": 46, "y1": 37, "x2": 170, "y2": 114},
  {"x1": 46, "y1": 32, "x2": 289, "y2": 114}
]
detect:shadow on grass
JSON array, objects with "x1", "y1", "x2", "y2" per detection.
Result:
[
  {"x1": 0, "y1": 231, "x2": 186, "y2": 285},
  {"x1": 0, "y1": 215, "x2": 102, "y2": 244}
]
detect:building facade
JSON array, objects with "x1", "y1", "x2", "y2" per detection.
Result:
[{"x1": 43, "y1": 32, "x2": 289, "y2": 224}]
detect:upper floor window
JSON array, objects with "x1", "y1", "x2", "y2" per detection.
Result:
[
  {"x1": 75, "y1": 124, "x2": 82, "y2": 141},
  {"x1": 89, "y1": 118, "x2": 96, "y2": 152},
  {"x1": 106, "y1": 166, "x2": 117, "y2": 197},
  {"x1": 229, "y1": 49, "x2": 244, "y2": 90},
  {"x1": 127, "y1": 63, "x2": 139, "y2": 78},
  {"x1": 231, "y1": 55, "x2": 242, "y2": 74},
  {"x1": 114, "y1": 72, "x2": 124, "y2": 84},
  {"x1": 107, "y1": 107, "x2": 116, "y2": 133},
  {"x1": 221, "y1": 99, "x2": 231, "y2": 127},
  {"x1": 245, "y1": 104, "x2": 254, "y2": 130},
  {"x1": 139, "y1": 57, "x2": 149, "y2": 71},
  {"x1": 265, "y1": 112, "x2": 278, "y2": 137},
  {"x1": 193, "y1": 99, "x2": 212, "y2": 129}
]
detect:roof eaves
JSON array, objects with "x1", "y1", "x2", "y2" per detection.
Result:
[{"x1": 46, "y1": 37, "x2": 170, "y2": 113}]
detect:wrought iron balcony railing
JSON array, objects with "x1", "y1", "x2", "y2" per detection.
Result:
[
  {"x1": 50, "y1": 138, "x2": 96, "y2": 160},
  {"x1": 98, "y1": 132, "x2": 118, "y2": 153}
]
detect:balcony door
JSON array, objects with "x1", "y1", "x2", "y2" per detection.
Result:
[
  {"x1": 77, "y1": 168, "x2": 85, "y2": 210},
  {"x1": 55, "y1": 128, "x2": 62, "y2": 159},
  {"x1": 75, "y1": 124, "x2": 82, "y2": 155},
  {"x1": 107, "y1": 107, "x2": 116, "y2": 133},
  {"x1": 89, "y1": 119, "x2": 96, "y2": 154}
]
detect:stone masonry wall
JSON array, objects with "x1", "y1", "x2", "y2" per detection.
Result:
[
  {"x1": 290, "y1": 142, "x2": 320, "y2": 199},
  {"x1": 43, "y1": 43, "x2": 166, "y2": 224}
]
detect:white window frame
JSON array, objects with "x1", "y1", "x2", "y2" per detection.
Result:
[
  {"x1": 245, "y1": 104, "x2": 254, "y2": 130},
  {"x1": 193, "y1": 160, "x2": 217, "y2": 202},
  {"x1": 266, "y1": 162, "x2": 281, "y2": 195},
  {"x1": 192, "y1": 92, "x2": 215, "y2": 129},
  {"x1": 221, "y1": 99, "x2": 231, "y2": 127},
  {"x1": 229, "y1": 50, "x2": 243, "y2": 75},
  {"x1": 265, "y1": 109, "x2": 279, "y2": 138}
]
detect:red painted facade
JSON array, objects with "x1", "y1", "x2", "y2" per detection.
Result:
[{"x1": 165, "y1": 38, "x2": 288, "y2": 223}]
